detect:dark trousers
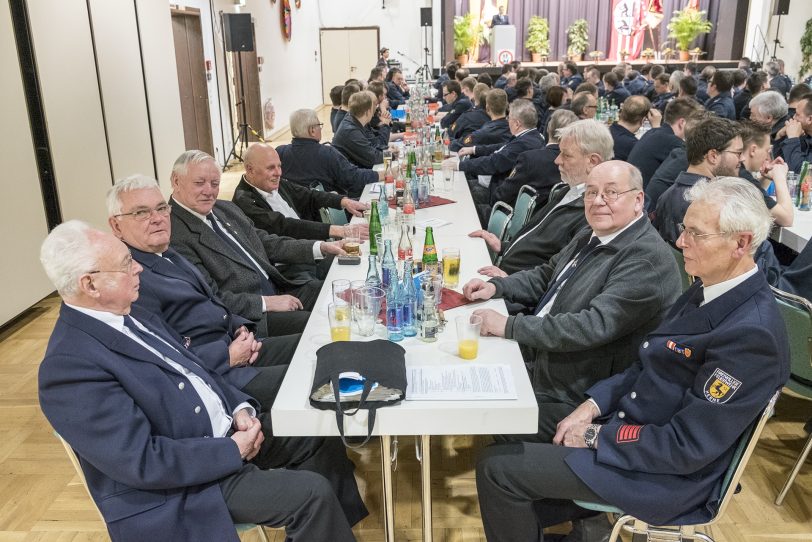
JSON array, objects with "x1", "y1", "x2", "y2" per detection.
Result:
[
  {"x1": 240, "y1": 333, "x2": 300, "y2": 412},
  {"x1": 496, "y1": 394, "x2": 579, "y2": 444},
  {"x1": 220, "y1": 425, "x2": 368, "y2": 540},
  {"x1": 476, "y1": 442, "x2": 607, "y2": 542}
]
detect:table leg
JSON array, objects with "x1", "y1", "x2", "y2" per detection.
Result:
[
  {"x1": 419, "y1": 435, "x2": 432, "y2": 542},
  {"x1": 380, "y1": 435, "x2": 395, "y2": 542}
]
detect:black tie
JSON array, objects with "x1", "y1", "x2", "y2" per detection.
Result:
[
  {"x1": 206, "y1": 213, "x2": 277, "y2": 295},
  {"x1": 534, "y1": 236, "x2": 602, "y2": 315},
  {"x1": 681, "y1": 286, "x2": 705, "y2": 315},
  {"x1": 122, "y1": 315, "x2": 213, "y2": 383}
]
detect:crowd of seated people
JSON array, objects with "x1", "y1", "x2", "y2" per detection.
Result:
[{"x1": 37, "y1": 53, "x2": 811, "y2": 542}]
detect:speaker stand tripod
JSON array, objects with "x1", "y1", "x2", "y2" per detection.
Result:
[{"x1": 224, "y1": 51, "x2": 252, "y2": 171}]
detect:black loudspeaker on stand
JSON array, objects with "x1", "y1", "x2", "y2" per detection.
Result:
[
  {"x1": 223, "y1": 13, "x2": 255, "y2": 170},
  {"x1": 771, "y1": 0, "x2": 790, "y2": 60}
]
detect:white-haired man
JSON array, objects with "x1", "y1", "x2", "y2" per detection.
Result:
[
  {"x1": 476, "y1": 177, "x2": 789, "y2": 542},
  {"x1": 38, "y1": 221, "x2": 367, "y2": 542}
]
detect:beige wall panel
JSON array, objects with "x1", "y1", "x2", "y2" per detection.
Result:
[
  {"x1": 27, "y1": 0, "x2": 111, "y2": 228},
  {"x1": 0, "y1": 2, "x2": 55, "y2": 325},
  {"x1": 88, "y1": 0, "x2": 155, "y2": 182},
  {"x1": 136, "y1": 0, "x2": 185, "y2": 190}
]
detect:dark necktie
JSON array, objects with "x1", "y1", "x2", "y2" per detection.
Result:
[
  {"x1": 680, "y1": 286, "x2": 705, "y2": 316},
  {"x1": 206, "y1": 213, "x2": 277, "y2": 295},
  {"x1": 122, "y1": 315, "x2": 212, "y2": 383},
  {"x1": 534, "y1": 236, "x2": 602, "y2": 315}
]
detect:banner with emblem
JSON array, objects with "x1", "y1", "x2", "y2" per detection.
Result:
[{"x1": 608, "y1": 0, "x2": 646, "y2": 62}]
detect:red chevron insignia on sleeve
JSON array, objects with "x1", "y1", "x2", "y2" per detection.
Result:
[{"x1": 616, "y1": 424, "x2": 643, "y2": 443}]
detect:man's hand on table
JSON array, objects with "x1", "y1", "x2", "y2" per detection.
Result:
[
  {"x1": 341, "y1": 198, "x2": 369, "y2": 217},
  {"x1": 477, "y1": 265, "x2": 508, "y2": 278},
  {"x1": 471, "y1": 308, "x2": 507, "y2": 337},
  {"x1": 469, "y1": 229, "x2": 502, "y2": 253},
  {"x1": 463, "y1": 278, "x2": 496, "y2": 301}
]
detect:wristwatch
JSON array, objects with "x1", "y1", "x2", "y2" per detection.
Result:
[{"x1": 583, "y1": 424, "x2": 601, "y2": 450}]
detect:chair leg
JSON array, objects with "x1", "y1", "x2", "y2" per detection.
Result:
[
  {"x1": 256, "y1": 525, "x2": 270, "y2": 542},
  {"x1": 775, "y1": 431, "x2": 812, "y2": 505},
  {"x1": 608, "y1": 514, "x2": 635, "y2": 542}
]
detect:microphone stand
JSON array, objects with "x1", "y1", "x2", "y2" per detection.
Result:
[{"x1": 397, "y1": 50, "x2": 429, "y2": 81}]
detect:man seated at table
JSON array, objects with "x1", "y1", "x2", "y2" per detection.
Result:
[
  {"x1": 437, "y1": 80, "x2": 472, "y2": 129},
  {"x1": 463, "y1": 161, "x2": 682, "y2": 442},
  {"x1": 449, "y1": 88, "x2": 511, "y2": 152},
  {"x1": 233, "y1": 143, "x2": 368, "y2": 281},
  {"x1": 560, "y1": 61, "x2": 583, "y2": 93},
  {"x1": 38, "y1": 221, "x2": 368, "y2": 542},
  {"x1": 276, "y1": 109, "x2": 380, "y2": 198},
  {"x1": 470, "y1": 119, "x2": 612, "y2": 278},
  {"x1": 610, "y1": 95, "x2": 657, "y2": 161},
  {"x1": 169, "y1": 151, "x2": 344, "y2": 337},
  {"x1": 108, "y1": 175, "x2": 300, "y2": 411},
  {"x1": 449, "y1": 83, "x2": 490, "y2": 141},
  {"x1": 704, "y1": 70, "x2": 737, "y2": 120},
  {"x1": 748, "y1": 90, "x2": 789, "y2": 146},
  {"x1": 385, "y1": 67, "x2": 410, "y2": 109},
  {"x1": 331, "y1": 83, "x2": 359, "y2": 133},
  {"x1": 476, "y1": 177, "x2": 789, "y2": 542},
  {"x1": 653, "y1": 117, "x2": 742, "y2": 245},
  {"x1": 774, "y1": 95, "x2": 812, "y2": 173},
  {"x1": 332, "y1": 91, "x2": 388, "y2": 169}
]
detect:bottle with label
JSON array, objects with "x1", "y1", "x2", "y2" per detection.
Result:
[
  {"x1": 413, "y1": 167, "x2": 423, "y2": 209},
  {"x1": 384, "y1": 161, "x2": 395, "y2": 200},
  {"x1": 381, "y1": 239, "x2": 397, "y2": 290},
  {"x1": 800, "y1": 175, "x2": 811, "y2": 212},
  {"x1": 796, "y1": 161, "x2": 809, "y2": 208},
  {"x1": 386, "y1": 274, "x2": 404, "y2": 342},
  {"x1": 398, "y1": 222, "x2": 413, "y2": 260},
  {"x1": 365, "y1": 254, "x2": 381, "y2": 289},
  {"x1": 368, "y1": 201, "x2": 381, "y2": 256},
  {"x1": 401, "y1": 259, "x2": 418, "y2": 337},
  {"x1": 419, "y1": 285, "x2": 439, "y2": 342},
  {"x1": 378, "y1": 182, "x2": 389, "y2": 223},
  {"x1": 442, "y1": 129, "x2": 451, "y2": 158},
  {"x1": 419, "y1": 168, "x2": 431, "y2": 205},
  {"x1": 402, "y1": 179, "x2": 416, "y2": 232},
  {"x1": 422, "y1": 226, "x2": 439, "y2": 276}
]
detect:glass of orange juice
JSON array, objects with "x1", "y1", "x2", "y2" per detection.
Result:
[
  {"x1": 328, "y1": 303, "x2": 351, "y2": 341},
  {"x1": 456, "y1": 314, "x2": 482, "y2": 360}
]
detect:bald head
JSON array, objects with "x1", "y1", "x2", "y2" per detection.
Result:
[{"x1": 244, "y1": 143, "x2": 282, "y2": 193}]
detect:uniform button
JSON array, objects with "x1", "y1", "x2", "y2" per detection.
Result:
[
  {"x1": 642, "y1": 341, "x2": 649, "y2": 349},
  {"x1": 194, "y1": 406, "x2": 201, "y2": 414},
  {"x1": 630, "y1": 392, "x2": 637, "y2": 399},
  {"x1": 618, "y1": 411, "x2": 626, "y2": 419},
  {"x1": 178, "y1": 382, "x2": 185, "y2": 390},
  {"x1": 223, "y1": 314, "x2": 228, "y2": 320}
]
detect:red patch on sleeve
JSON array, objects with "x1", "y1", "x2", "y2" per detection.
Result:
[{"x1": 616, "y1": 424, "x2": 643, "y2": 443}]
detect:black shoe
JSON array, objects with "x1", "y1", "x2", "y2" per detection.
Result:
[{"x1": 560, "y1": 513, "x2": 612, "y2": 542}]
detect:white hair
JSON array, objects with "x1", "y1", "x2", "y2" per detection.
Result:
[
  {"x1": 685, "y1": 177, "x2": 773, "y2": 256},
  {"x1": 557, "y1": 119, "x2": 615, "y2": 161},
  {"x1": 669, "y1": 70, "x2": 685, "y2": 93},
  {"x1": 40, "y1": 220, "x2": 100, "y2": 297},
  {"x1": 106, "y1": 174, "x2": 161, "y2": 217},
  {"x1": 171, "y1": 150, "x2": 216, "y2": 178},
  {"x1": 289, "y1": 109, "x2": 320, "y2": 138},
  {"x1": 749, "y1": 91, "x2": 788, "y2": 120}
]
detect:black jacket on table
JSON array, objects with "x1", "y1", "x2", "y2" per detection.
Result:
[
  {"x1": 492, "y1": 143, "x2": 561, "y2": 208},
  {"x1": 609, "y1": 123, "x2": 638, "y2": 161},
  {"x1": 440, "y1": 96, "x2": 472, "y2": 129},
  {"x1": 450, "y1": 117, "x2": 511, "y2": 152},
  {"x1": 332, "y1": 114, "x2": 382, "y2": 169},
  {"x1": 565, "y1": 273, "x2": 789, "y2": 526},
  {"x1": 498, "y1": 183, "x2": 587, "y2": 275},
  {"x1": 644, "y1": 146, "x2": 689, "y2": 213},
  {"x1": 449, "y1": 107, "x2": 490, "y2": 141},
  {"x1": 276, "y1": 138, "x2": 378, "y2": 198},
  {"x1": 232, "y1": 176, "x2": 340, "y2": 240},
  {"x1": 652, "y1": 171, "x2": 707, "y2": 245},
  {"x1": 628, "y1": 123, "x2": 683, "y2": 188}
]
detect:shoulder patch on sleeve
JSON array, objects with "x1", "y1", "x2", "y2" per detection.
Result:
[
  {"x1": 616, "y1": 424, "x2": 643, "y2": 443},
  {"x1": 451, "y1": 122, "x2": 457, "y2": 131},
  {"x1": 704, "y1": 368, "x2": 742, "y2": 404},
  {"x1": 464, "y1": 135, "x2": 473, "y2": 144}
]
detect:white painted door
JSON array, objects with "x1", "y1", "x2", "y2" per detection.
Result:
[{"x1": 320, "y1": 28, "x2": 379, "y2": 104}]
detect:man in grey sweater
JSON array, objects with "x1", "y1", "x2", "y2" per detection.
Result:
[{"x1": 463, "y1": 161, "x2": 682, "y2": 442}]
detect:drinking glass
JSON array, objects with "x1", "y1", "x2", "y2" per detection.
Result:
[
  {"x1": 442, "y1": 166, "x2": 455, "y2": 193},
  {"x1": 787, "y1": 172, "x2": 799, "y2": 203},
  {"x1": 328, "y1": 303, "x2": 351, "y2": 341},
  {"x1": 343, "y1": 224, "x2": 361, "y2": 256},
  {"x1": 332, "y1": 279, "x2": 351, "y2": 305},
  {"x1": 354, "y1": 286, "x2": 385, "y2": 336},
  {"x1": 442, "y1": 248, "x2": 461, "y2": 288},
  {"x1": 456, "y1": 314, "x2": 482, "y2": 360}
]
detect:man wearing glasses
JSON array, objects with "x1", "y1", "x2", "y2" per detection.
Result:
[
  {"x1": 438, "y1": 79, "x2": 472, "y2": 129},
  {"x1": 463, "y1": 160, "x2": 681, "y2": 444},
  {"x1": 653, "y1": 117, "x2": 742, "y2": 245}
]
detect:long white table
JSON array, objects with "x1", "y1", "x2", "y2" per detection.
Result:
[
  {"x1": 771, "y1": 209, "x2": 812, "y2": 253},
  {"x1": 271, "y1": 173, "x2": 537, "y2": 542}
]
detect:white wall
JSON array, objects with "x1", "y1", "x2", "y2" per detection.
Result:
[{"x1": 768, "y1": 0, "x2": 812, "y2": 79}]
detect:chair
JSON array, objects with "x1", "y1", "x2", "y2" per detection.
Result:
[
  {"x1": 320, "y1": 206, "x2": 349, "y2": 226},
  {"x1": 573, "y1": 390, "x2": 781, "y2": 542},
  {"x1": 54, "y1": 433, "x2": 271, "y2": 541},
  {"x1": 670, "y1": 245, "x2": 695, "y2": 292},
  {"x1": 771, "y1": 287, "x2": 812, "y2": 506},
  {"x1": 505, "y1": 185, "x2": 538, "y2": 242},
  {"x1": 486, "y1": 201, "x2": 513, "y2": 262}
]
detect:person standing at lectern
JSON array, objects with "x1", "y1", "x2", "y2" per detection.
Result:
[{"x1": 490, "y1": 6, "x2": 509, "y2": 26}]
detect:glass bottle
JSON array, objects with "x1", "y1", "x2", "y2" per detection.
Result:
[
  {"x1": 797, "y1": 161, "x2": 809, "y2": 208},
  {"x1": 401, "y1": 259, "x2": 418, "y2": 337},
  {"x1": 419, "y1": 167, "x2": 431, "y2": 205},
  {"x1": 380, "y1": 239, "x2": 397, "y2": 290},
  {"x1": 402, "y1": 179, "x2": 416, "y2": 232},
  {"x1": 378, "y1": 181, "x2": 389, "y2": 223},
  {"x1": 365, "y1": 254, "x2": 381, "y2": 288},
  {"x1": 419, "y1": 285, "x2": 439, "y2": 342},
  {"x1": 398, "y1": 222, "x2": 413, "y2": 260},
  {"x1": 422, "y1": 226, "x2": 439, "y2": 276},
  {"x1": 368, "y1": 201, "x2": 381, "y2": 256},
  {"x1": 384, "y1": 160, "x2": 395, "y2": 201},
  {"x1": 386, "y1": 273, "x2": 404, "y2": 342}
]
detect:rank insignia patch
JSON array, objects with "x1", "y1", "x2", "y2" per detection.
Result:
[
  {"x1": 464, "y1": 135, "x2": 473, "y2": 144},
  {"x1": 704, "y1": 368, "x2": 742, "y2": 404},
  {"x1": 451, "y1": 122, "x2": 457, "y2": 131},
  {"x1": 616, "y1": 424, "x2": 643, "y2": 443},
  {"x1": 666, "y1": 340, "x2": 692, "y2": 358}
]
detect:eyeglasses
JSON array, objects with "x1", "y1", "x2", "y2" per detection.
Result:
[
  {"x1": 584, "y1": 188, "x2": 638, "y2": 203},
  {"x1": 677, "y1": 223, "x2": 733, "y2": 241},
  {"x1": 114, "y1": 203, "x2": 171, "y2": 221},
  {"x1": 311, "y1": 123, "x2": 324, "y2": 128},
  {"x1": 718, "y1": 148, "x2": 744, "y2": 159},
  {"x1": 442, "y1": 92, "x2": 451, "y2": 97},
  {"x1": 89, "y1": 254, "x2": 136, "y2": 275}
]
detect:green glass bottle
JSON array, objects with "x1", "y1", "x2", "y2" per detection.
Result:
[
  {"x1": 422, "y1": 226, "x2": 439, "y2": 276},
  {"x1": 369, "y1": 201, "x2": 382, "y2": 256}
]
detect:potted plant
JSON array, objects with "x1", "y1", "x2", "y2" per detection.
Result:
[
  {"x1": 667, "y1": 7, "x2": 712, "y2": 61},
  {"x1": 800, "y1": 18, "x2": 812, "y2": 79},
  {"x1": 453, "y1": 13, "x2": 479, "y2": 65},
  {"x1": 567, "y1": 19, "x2": 589, "y2": 61},
  {"x1": 525, "y1": 16, "x2": 549, "y2": 63}
]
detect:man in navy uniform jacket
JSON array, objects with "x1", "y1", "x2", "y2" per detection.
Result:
[
  {"x1": 38, "y1": 222, "x2": 367, "y2": 542},
  {"x1": 475, "y1": 177, "x2": 789, "y2": 541}
]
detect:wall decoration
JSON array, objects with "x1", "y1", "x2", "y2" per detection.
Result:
[
  {"x1": 295, "y1": 0, "x2": 301, "y2": 7},
  {"x1": 281, "y1": 0, "x2": 292, "y2": 40}
]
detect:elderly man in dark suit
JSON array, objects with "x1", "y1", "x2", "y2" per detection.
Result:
[
  {"x1": 107, "y1": 175, "x2": 299, "y2": 410},
  {"x1": 475, "y1": 177, "x2": 789, "y2": 542},
  {"x1": 38, "y1": 222, "x2": 367, "y2": 542},
  {"x1": 463, "y1": 161, "x2": 682, "y2": 442},
  {"x1": 169, "y1": 150, "x2": 346, "y2": 336}
]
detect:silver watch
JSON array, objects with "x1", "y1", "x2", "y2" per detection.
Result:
[{"x1": 583, "y1": 424, "x2": 601, "y2": 450}]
